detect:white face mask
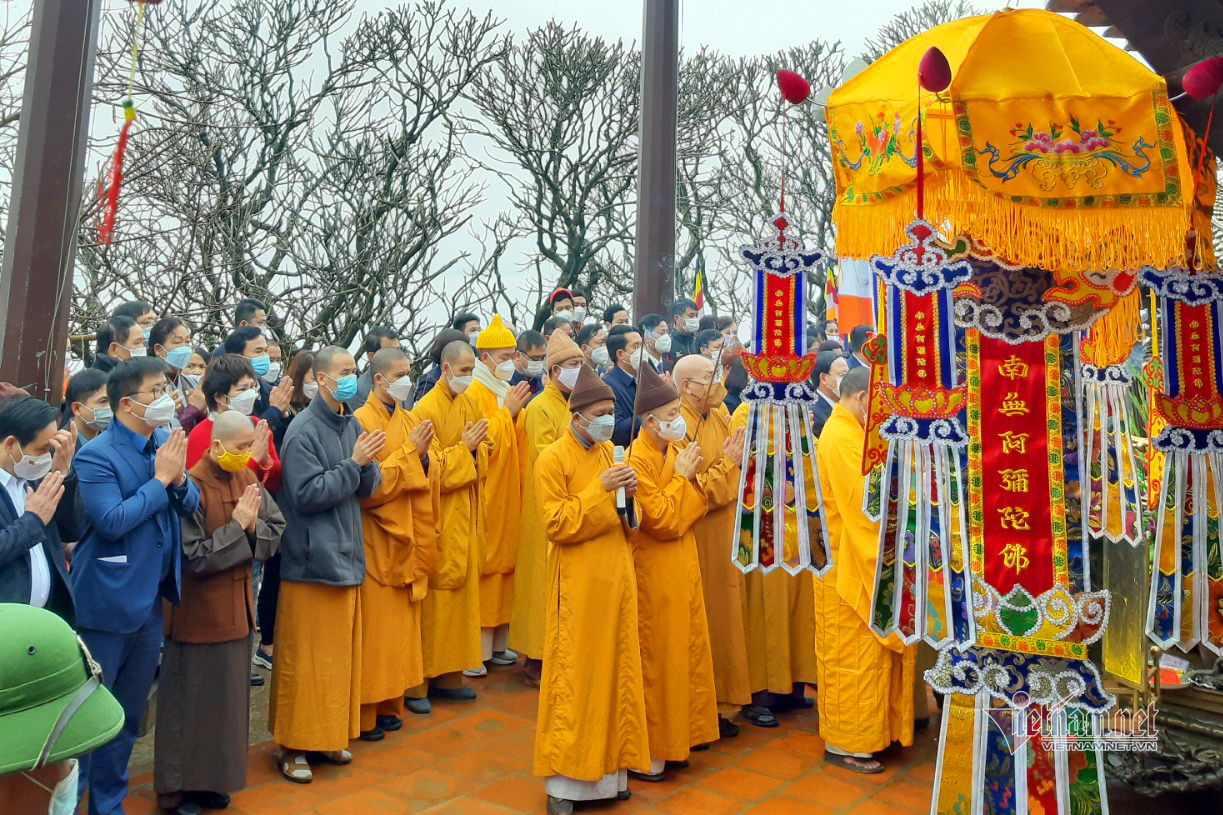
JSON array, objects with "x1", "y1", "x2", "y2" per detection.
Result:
[
  {"x1": 554, "y1": 366, "x2": 581, "y2": 390},
  {"x1": 383, "y1": 375, "x2": 414, "y2": 403},
  {"x1": 23, "y1": 758, "x2": 78, "y2": 815},
  {"x1": 573, "y1": 306, "x2": 587, "y2": 323},
  {"x1": 448, "y1": 374, "x2": 472, "y2": 394},
  {"x1": 261, "y1": 361, "x2": 283, "y2": 383},
  {"x1": 303, "y1": 381, "x2": 319, "y2": 401},
  {"x1": 830, "y1": 374, "x2": 844, "y2": 395},
  {"x1": 494, "y1": 359, "x2": 516, "y2": 381},
  {"x1": 133, "y1": 393, "x2": 176, "y2": 427},
  {"x1": 525, "y1": 359, "x2": 546, "y2": 377},
  {"x1": 180, "y1": 373, "x2": 200, "y2": 390},
  {"x1": 554, "y1": 309, "x2": 575, "y2": 323},
  {"x1": 580, "y1": 412, "x2": 615, "y2": 443},
  {"x1": 124, "y1": 346, "x2": 147, "y2": 359},
  {"x1": 654, "y1": 333, "x2": 672, "y2": 354},
  {"x1": 227, "y1": 387, "x2": 260, "y2": 416},
  {"x1": 651, "y1": 414, "x2": 687, "y2": 442},
  {"x1": 590, "y1": 346, "x2": 610, "y2": 368},
  {"x1": 11, "y1": 442, "x2": 53, "y2": 481},
  {"x1": 625, "y1": 348, "x2": 643, "y2": 370},
  {"x1": 682, "y1": 317, "x2": 700, "y2": 333},
  {"x1": 82, "y1": 405, "x2": 112, "y2": 432}
]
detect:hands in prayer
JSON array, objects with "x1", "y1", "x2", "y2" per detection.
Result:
[
  {"x1": 230, "y1": 483, "x2": 261, "y2": 532},
  {"x1": 351, "y1": 429, "x2": 387, "y2": 467},
  {"x1": 462, "y1": 419, "x2": 489, "y2": 452},
  {"x1": 408, "y1": 419, "x2": 434, "y2": 459},
  {"x1": 24, "y1": 471, "x2": 66, "y2": 526},
  {"x1": 673, "y1": 443, "x2": 702, "y2": 481},
  {"x1": 155, "y1": 429, "x2": 188, "y2": 487}
]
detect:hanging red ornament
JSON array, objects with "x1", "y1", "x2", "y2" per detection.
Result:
[
  {"x1": 97, "y1": 99, "x2": 135, "y2": 247},
  {"x1": 917, "y1": 47, "x2": 952, "y2": 93},
  {"x1": 776, "y1": 70, "x2": 811, "y2": 105},
  {"x1": 1183, "y1": 57, "x2": 1223, "y2": 99}
]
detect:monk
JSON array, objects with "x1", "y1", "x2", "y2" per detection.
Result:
[
  {"x1": 815, "y1": 366, "x2": 915, "y2": 773},
  {"x1": 410, "y1": 340, "x2": 490, "y2": 700},
  {"x1": 466, "y1": 315, "x2": 532, "y2": 674},
  {"x1": 628, "y1": 364, "x2": 719, "y2": 780},
  {"x1": 534, "y1": 364, "x2": 649, "y2": 815},
  {"x1": 508, "y1": 330, "x2": 585, "y2": 684},
  {"x1": 271, "y1": 346, "x2": 383, "y2": 781},
  {"x1": 730, "y1": 402, "x2": 819, "y2": 726},
  {"x1": 353, "y1": 348, "x2": 439, "y2": 738},
  {"x1": 672, "y1": 354, "x2": 749, "y2": 738}
]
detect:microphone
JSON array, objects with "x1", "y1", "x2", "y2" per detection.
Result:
[{"x1": 612, "y1": 445, "x2": 626, "y2": 512}]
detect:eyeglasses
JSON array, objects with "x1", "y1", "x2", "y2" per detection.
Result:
[{"x1": 132, "y1": 386, "x2": 168, "y2": 399}]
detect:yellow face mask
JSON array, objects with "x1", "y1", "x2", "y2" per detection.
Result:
[{"x1": 215, "y1": 443, "x2": 252, "y2": 473}]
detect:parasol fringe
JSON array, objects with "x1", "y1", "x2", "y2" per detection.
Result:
[
  {"x1": 832, "y1": 170, "x2": 1211, "y2": 272},
  {"x1": 1081, "y1": 289, "x2": 1142, "y2": 368}
]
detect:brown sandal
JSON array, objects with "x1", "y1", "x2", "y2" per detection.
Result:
[
  {"x1": 824, "y1": 749, "x2": 883, "y2": 774},
  {"x1": 279, "y1": 752, "x2": 312, "y2": 783}
]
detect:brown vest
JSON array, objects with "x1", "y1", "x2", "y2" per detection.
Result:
[{"x1": 165, "y1": 457, "x2": 258, "y2": 644}]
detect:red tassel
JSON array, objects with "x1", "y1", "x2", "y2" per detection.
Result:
[{"x1": 97, "y1": 100, "x2": 135, "y2": 246}]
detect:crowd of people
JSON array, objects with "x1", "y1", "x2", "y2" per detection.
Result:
[{"x1": 0, "y1": 287, "x2": 920, "y2": 815}]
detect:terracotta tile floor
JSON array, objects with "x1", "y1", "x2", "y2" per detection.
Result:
[{"x1": 120, "y1": 664, "x2": 1220, "y2": 814}]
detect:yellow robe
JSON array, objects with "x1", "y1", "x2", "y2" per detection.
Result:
[
  {"x1": 729, "y1": 403, "x2": 819, "y2": 694},
  {"x1": 467, "y1": 380, "x2": 522, "y2": 628},
  {"x1": 815, "y1": 403, "x2": 915, "y2": 754},
  {"x1": 533, "y1": 431, "x2": 650, "y2": 780},
  {"x1": 508, "y1": 381, "x2": 569, "y2": 659},
  {"x1": 629, "y1": 438, "x2": 719, "y2": 761},
  {"x1": 353, "y1": 396, "x2": 439, "y2": 709},
  {"x1": 411, "y1": 382, "x2": 489, "y2": 677},
  {"x1": 678, "y1": 402, "x2": 752, "y2": 711}
]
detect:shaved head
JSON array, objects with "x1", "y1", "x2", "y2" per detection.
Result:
[
  {"x1": 838, "y1": 366, "x2": 870, "y2": 401},
  {"x1": 371, "y1": 347, "x2": 409, "y2": 378},
  {"x1": 672, "y1": 353, "x2": 713, "y2": 383},
  {"x1": 441, "y1": 340, "x2": 474, "y2": 366},
  {"x1": 212, "y1": 410, "x2": 254, "y2": 444},
  {"x1": 314, "y1": 345, "x2": 351, "y2": 377}
]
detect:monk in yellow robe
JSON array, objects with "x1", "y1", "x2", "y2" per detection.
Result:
[
  {"x1": 815, "y1": 366, "x2": 915, "y2": 773},
  {"x1": 353, "y1": 348, "x2": 439, "y2": 739},
  {"x1": 410, "y1": 339, "x2": 490, "y2": 700},
  {"x1": 466, "y1": 315, "x2": 532, "y2": 673},
  {"x1": 534, "y1": 364, "x2": 649, "y2": 815},
  {"x1": 672, "y1": 354, "x2": 750, "y2": 738},
  {"x1": 509, "y1": 330, "x2": 585, "y2": 684},
  {"x1": 730, "y1": 403, "x2": 818, "y2": 726},
  {"x1": 629, "y1": 364, "x2": 719, "y2": 779}
]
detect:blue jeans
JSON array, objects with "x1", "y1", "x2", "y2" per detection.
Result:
[{"x1": 77, "y1": 605, "x2": 164, "y2": 815}]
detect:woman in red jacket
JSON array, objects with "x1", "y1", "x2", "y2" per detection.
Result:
[{"x1": 185, "y1": 354, "x2": 282, "y2": 492}]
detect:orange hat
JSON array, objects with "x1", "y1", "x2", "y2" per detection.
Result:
[{"x1": 545, "y1": 328, "x2": 583, "y2": 371}]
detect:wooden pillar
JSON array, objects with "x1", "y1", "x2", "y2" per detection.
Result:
[
  {"x1": 632, "y1": 0, "x2": 679, "y2": 321},
  {"x1": 0, "y1": 0, "x2": 101, "y2": 403}
]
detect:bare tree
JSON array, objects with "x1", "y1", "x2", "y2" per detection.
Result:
[
  {"x1": 861, "y1": 0, "x2": 982, "y2": 61},
  {"x1": 0, "y1": 5, "x2": 31, "y2": 251}
]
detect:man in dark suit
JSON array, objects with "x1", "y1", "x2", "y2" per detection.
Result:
[
  {"x1": 845, "y1": 324, "x2": 873, "y2": 371},
  {"x1": 810, "y1": 350, "x2": 849, "y2": 438},
  {"x1": 72, "y1": 357, "x2": 200, "y2": 815},
  {"x1": 0, "y1": 394, "x2": 79, "y2": 624},
  {"x1": 602, "y1": 325, "x2": 643, "y2": 447}
]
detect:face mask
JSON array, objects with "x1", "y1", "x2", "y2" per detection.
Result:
[
  {"x1": 830, "y1": 374, "x2": 844, "y2": 395},
  {"x1": 573, "y1": 306, "x2": 587, "y2": 323},
  {"x1": 705, "y1": 350, "x2": 722, "y2": 363},
  {"x1": 227, "y1": 387, "x2": 259, "y2": 416},
  {"x1": 325, "y1": 374, "x2": 358, "y2": 402},
  {"x1": 82, "y1": 405, "x2": 112, "y2": 431},
  {"x1": 448, "y1": 374, "x2": 472, "y2": 395},
  {"x1": 580, "y1": 413, "x2": 615, "y2": 443},
  {"x1": 525, "y1": 359, "x2": 546, "y2": 377},
  {"x1": 261, "y1": 361, "x2": 282, "y2": 383},
  {"x1": 495, "y1": 359, "x2": 516, "y2": 381},
  {"x1": 654, "y1": 333, "x2": 672, "y2": 354},
  {"x1": 554, "y1": 309, "x2": 575, "y2": 323},
  {"x1": 23, "y1": 758, "x2": 78, "y2": 815},
  {"x1": 303, "y1": 381, "x2": 319, "y2": 401},
  {"x1": 249, "y1": 354, "x2": 271, "y2": 377},
  {"x1": 706, "y1": 382, "x2": 728, "y2": 408},
  {"x1": 143, "y1": 327, "x2": 153, "y2": 343},
  {"x1": 11, "y1": 442, "x2": 53, "y2": 481},
  {"x1": 161, "y1": 345, "x2": 193, "y2": 370},
  {"x1": 651, "y1": 414, "x2": 687, "y2": 442},
  {"x1": 124, "y1": 346, "x2": 147, "y2": 359},
  {"x1": 383, "y1": 375, "x2": 414, "y2": 403},
  {"x1": 683, "y1": 317, "x2": 700, "y2": 333},
  {"x1": 625, "y1": 348, "x2": 643, "y2": 370},
  {"x1": 215, "y1": 443, "x2": 252, "y2": 473},
  {"x1": 180, "y1": 373, "x2": 200, "y2": 390},
  {"x1": 591, "y1": 346, "x2": 610, "y2": 368},
  {"x1": 133, "y1": 393, "x2": 176, "y2": 427},
  {"x1": 554, "y1": 366, "x2": 581, "y2": 390}
]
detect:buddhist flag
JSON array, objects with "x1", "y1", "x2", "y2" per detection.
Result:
[{"x1": 693, "y1": 259, "x2": 704, "y2": 310}]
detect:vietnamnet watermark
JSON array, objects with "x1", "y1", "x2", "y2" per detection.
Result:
[{"x1": 984, "y1": 691, "x2": 1159, "y2": 754}]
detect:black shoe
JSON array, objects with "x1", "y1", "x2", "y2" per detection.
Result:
[
  {"x1": 772, "y1": 692, "x2": 813, "y2": 711},
  {"x1": 691, "y1": 743, "x2": 710, "y2": 751},
  {"x1": 249, "y1": 672, "x2": 264, "y2": 687},
  {"x1": 165, "y1": 803, "x2": 201, "y2": 815},
  {"x1": 376, "y1": 714, "x2": 403, "y2": 732},
  {"x1": 404, "y1": 697, "x2": 431, "y2": 715},
  {"x1": 719, "y1": 716, "x2": 740, "y2": 739},
  {"x1": 359, "y1": 726, "x2": 385, "y2": 742},
  {"x1": 428, "y1": 685, "x2": 477, "y2": 701},
  {"x1": 627, "y1": 769, "x2": 667, "y2": 783},
  {"x1": 617, "y1": 789, "x2": 632, "y2": 801},
  {"x1": 546, "y1": 796, "x2": 574, "y2": 815},
  {"x1": 665, "y1": 759, "x2": 689, "y2": 769},
  {"x1": 190, "y1": 791, "x2": 230, "y2": 810},
  {"x1": 742, "y1": 705, "x2": 779, "y2": 727}
]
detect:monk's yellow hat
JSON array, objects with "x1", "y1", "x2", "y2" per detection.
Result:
[{"x1": 475, "y1": 314, "x2": 515, "y2": 350}]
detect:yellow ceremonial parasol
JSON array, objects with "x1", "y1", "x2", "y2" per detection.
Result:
[{"x1": 826, "y1": 8, "x2": 1210, "y2": 279}]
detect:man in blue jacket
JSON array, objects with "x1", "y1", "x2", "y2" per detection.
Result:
[
  {"x1": 72, "y1": 357, "x2": 200, "y2": 815},
  {"x1": 602, "y1": 325, "x2": 643, "y2": 447}
]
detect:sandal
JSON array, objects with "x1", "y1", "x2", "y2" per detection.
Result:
[
  {"x1": 279, "y1": 752, "x2": 312, "y2": 784},
  {"x1": 742, "y1": 705, "x2": 779, "y2": 727},
  {"x1": 823, "y1": 749, "x2": 883, "y2": 775},
  {"x1": 311, "y1": 749, "x2": 352, "y2": 765}
]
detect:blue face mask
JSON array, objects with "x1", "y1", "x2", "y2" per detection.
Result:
[
  {"x1": 163, "y1": 345, "x2": 193, "y2": 370},
  {"x1": 249, "y1": 354, "x2": 270, "y2": 377},
  {"x1": 327, "y1": 374, "x2": 358, "y2": 402}
]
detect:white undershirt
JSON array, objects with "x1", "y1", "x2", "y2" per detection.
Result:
[{"x1": 0, "y1": 468, "x2": 51, "y2": 608}]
